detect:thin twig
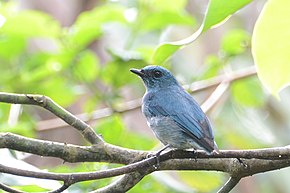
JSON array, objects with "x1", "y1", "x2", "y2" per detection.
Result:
[
  {"x1": 201, "y1": 82, "x2": 229, "y2": 113},
  {"x1": 37, "y1": 66, "x2": 256, "y2": 131},
  {"x1": 47, "y1": 183, "x2": 70, "y2": 193},
  {"x1": 0, "y1": 182, "x2": 25, "y2": 193},
  {"x1": 0, "y1": 93, "x2": 103, "y2": 145},
  {"x1": 217, "y1": 177, "x2": 241, "y2": 193}
]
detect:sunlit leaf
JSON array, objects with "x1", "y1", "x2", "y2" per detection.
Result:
[
  {"x1": 252, "y1": 0, "x2": 290, "y2": 97},
  {"x1": 150, "y1": 26, "x2": 202, "y2": 65},
  {"x1": 151, "y1": 0, "x2": 252, "y2": 65},
  {"x1": 203, "y1": 0, "x2": 252, "y2": 32},
  {"x1": 135, "y1": 46, "x2": 155, "y2": 63}
]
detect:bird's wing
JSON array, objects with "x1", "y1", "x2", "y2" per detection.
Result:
[{"x1": 148, "y1": 91, "x2": 214, "y2": 152}]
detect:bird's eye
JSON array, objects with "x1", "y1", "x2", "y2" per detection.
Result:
[{"x1": 153, "y1": 70, "x2": 162, "y2": 78}]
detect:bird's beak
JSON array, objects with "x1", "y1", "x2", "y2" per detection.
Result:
[{"x1": 130, "y1": 68, "x2": 145, "y2": 77}]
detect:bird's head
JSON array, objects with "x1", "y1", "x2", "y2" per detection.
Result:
[{"x1": 130, "y1": 65, "x2": 179, "y2": 90}]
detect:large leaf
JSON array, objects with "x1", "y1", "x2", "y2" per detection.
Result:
[
  {"x1": 202, "y1": 0, "x2": 252, "y2": 32},
  {"x1": 252, "y1": 0, "x2": 290, "y2": 97},
  {"x1": 151, "y1": 0, "x2": 252, "y2": 65}
]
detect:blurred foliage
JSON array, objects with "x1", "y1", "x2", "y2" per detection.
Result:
[
  {"x1": 0, "y1": 0, "x2": 290, "y2": 193},
  {"x1": 178, "y1": 171, "x2": 224, "y2": 192},
  {"x1": 96, "y1": 115, "x2": 156, "y2": 150}
]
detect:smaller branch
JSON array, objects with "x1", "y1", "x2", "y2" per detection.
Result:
[
  {"x1": 217, "y1": 177, "x2": 241, "y2": 193},
  {"x1": 185, "y1": 65, "x2": 256, "y2": 92},
  {"x1": 0, "y1": 182, "x2": 25, "y2": 193},
  {"x1": 0, "y1": 92, "x2": 103, "y2": 145},
  {"x1": 47, "y1": 183, "x2": 70, "y2": 193},
  {"x1": 37, "y1": 66, "x2": 257, "y2": 131},
  {"x1": 201, "y1": 82, "x2": 229, "y2": 113},
  {"x1": 92, "y1": 171, "x2": 151, "y2": 193},
  {"x1": 0, "y1": 155, "x2": 158, "y2": 183}
]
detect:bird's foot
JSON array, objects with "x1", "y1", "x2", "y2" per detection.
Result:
[
  {"x1": 146, "y1": 152, "x2": 160, "y2": 169},
  {"x1": 146, "y1": 144, "x2": 170, "y2": 169},
  {"x1": 192, "y1": 149, "x2": 198, "y2": 162}
]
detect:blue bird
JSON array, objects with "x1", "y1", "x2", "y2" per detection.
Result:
[{"x1": 130, "y1": 65, "x2": 218, "y2": 155}]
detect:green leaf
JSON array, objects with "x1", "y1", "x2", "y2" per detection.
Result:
[
  {"x1": 221, "y1": 29, "x2": 250, "y2": 56},
  {"x1": 151, "y1": 0, "x2": 252, "y2": 65},
  {"x1": 96, "y1": 115, "x2": 155, "y2": 150},
  {"x1": 231, "y1": 77, "x2": 266, "y2": 107},
  {"x1": 151, "y1": 29, "x2": 202, "y2": 65},
  {"x1": 73, "y1": 51, "x2": 100, "y2": 82},
  {"x1": 200, "y1": 55, "x2": 224, "y2": 79},
  {"x1": 100, "y1": 56, "x2": 146, "y2": 88},
  {"x1": 1, "y1": 11, "x2": 61, "y2": 38},
  {"x1": 202, "y1": 0, "x2": 253, "y2": 32},
  {"x1": 252, "y1": 0, "x2": 290, "y2": 97},
  {"x1": 0, "y1": 36, "x2": 26, "y2": 60},
  {"x1": 67, "y1": 4, "x2": 126, "y2": 50}
]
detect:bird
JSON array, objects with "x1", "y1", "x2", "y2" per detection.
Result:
[{"x1": 130, "y1": 65, "x2": 218, "y2": 155}]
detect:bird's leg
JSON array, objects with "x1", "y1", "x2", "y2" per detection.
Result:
[
  {"x1": 152, "y1": 144, "x2": 170, "y2": 169},
  {"x1": 156, "y1": 144, "x2": 170, "y2": 157}
]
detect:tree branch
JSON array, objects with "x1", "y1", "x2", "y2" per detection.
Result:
[
  {"x1": 2, "y1": 133, "x2": 290, "y2": 191},
  {"x1": 0, "y1": 92, "x2": 103, "y2": 145},
  {"x1": 0, "y1": 133, "x2": 144, "y2": 164}
]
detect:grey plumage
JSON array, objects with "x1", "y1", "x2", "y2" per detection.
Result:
[{"x1": 130, "y1": 65, "x2": 218, "y2": 154}]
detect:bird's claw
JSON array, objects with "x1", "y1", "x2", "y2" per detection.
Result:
[
  {"x1": 192, "y1": 149, "x2": 198, "y2": 162},
  {"x1": 146, "y1": 152, "x2": 160, "y2": 169}
]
